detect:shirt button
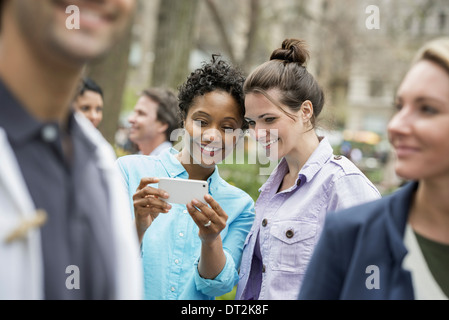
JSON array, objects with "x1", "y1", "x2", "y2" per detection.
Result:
[
  {"x1": 174, "y1": 259, "x2": 179, "y2": 264},
  {"x1": 262, "y1": 265, "x2": 266, "y2": 273},
  {"x1": 41, "y1": 125, "x2": 58, "y2": 143},
  {"x1": 171, "y1": 287, "x2": 176, "y2": 292},
  {"x1": 262, "y1": 219, "x2": 268, "y2": 227},
  {"x1": 286, "y1": 229, "x2": 294, "y2": 238},
  {"x1": 179, "y1": 232, "x2": 184, "y2": 237},
  {"x1": 183, "y1": 210, "x2": 188, "y2": 214},
  {"x1": 334, "y1": 155, "x2": 342, "y2": 160}
]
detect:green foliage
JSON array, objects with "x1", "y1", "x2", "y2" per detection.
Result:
[
  {"x1": 218, "y1": 161, "x2": 271, "y2": 202},
  {"x1": 121, "y1": 86, "x2": 139, "y2": 113},
  {"x1": 216, "y1": 286, "x2": 237, "y2": 300}
]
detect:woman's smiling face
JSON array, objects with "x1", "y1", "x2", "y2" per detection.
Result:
[
  {"x1": 244, "y1": 89, "x2": 311, "y2": 161},
  {"x1": 183, "y1": 91, "x2": 244, "y2": 168},
  {"x1": 388, "y1": 59, "x2": 449, "y2": 181}
]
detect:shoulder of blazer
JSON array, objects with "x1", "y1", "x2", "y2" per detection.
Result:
[{"x1": 323, "y1": 181, "x2": 417, "y2": 261}]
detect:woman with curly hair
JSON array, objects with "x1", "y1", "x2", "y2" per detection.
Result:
[{"x1": 116, "y1": 55, "x2": 255, "y2": 300}]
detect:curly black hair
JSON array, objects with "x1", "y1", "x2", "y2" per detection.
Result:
[{"x1": 178, "y1": 54, "x2": 248, "y2": 130}]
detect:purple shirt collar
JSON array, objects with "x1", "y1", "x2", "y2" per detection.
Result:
[{"x1": 259, "y1": 137, "x2": 334, "y2": 193}]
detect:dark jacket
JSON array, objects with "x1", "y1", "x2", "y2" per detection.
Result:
[{"x1": 298, "y1": 182, "x2": 417, "y2": 300}]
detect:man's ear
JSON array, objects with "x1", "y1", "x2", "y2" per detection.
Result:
[
  {"x1": 157, "y1": 122, "x2": 169, "y2": 134},
  {"x1": 300, "y1": 100, "x2": 314, "y2": 123}
]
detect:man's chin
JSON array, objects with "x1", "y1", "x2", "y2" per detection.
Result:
[
  {"x1": 50, "y1": 28, "x2": 118, "y2": 64},
  {"x1": 62, "y1": 41, "x2": 112, "y2": 63}
]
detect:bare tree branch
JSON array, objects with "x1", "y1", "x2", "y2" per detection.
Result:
[
  {"x1": 204, "y1": 0, "x2": 236, "y2": 63},
  {"x1": 243, "y1": 0, "x2": 261, "y2": 71}
]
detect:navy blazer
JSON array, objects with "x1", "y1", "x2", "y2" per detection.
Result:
[{"x1": 298, "y1": 182, "x2": 418, "y2": 300}]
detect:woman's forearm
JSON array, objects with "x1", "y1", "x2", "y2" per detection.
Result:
[{"x1": 198, "y1": 236, "x2": 226, "y2": 279}]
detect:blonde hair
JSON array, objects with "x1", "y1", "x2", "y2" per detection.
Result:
[{"x1": 413, "y1": 38, "x2": 449, "y2": 74}]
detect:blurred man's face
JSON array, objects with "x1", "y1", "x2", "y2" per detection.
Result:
[
  {"x1": 9, "y1": 0, "x2": 136, "y2": 63},
  {"x1": 128, "y1": 95, "x2": 166, "y2": 145}
]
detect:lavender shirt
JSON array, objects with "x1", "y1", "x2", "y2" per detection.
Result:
[{"x1": 235, "y1": 137, "x2": 381, "y2": 300}]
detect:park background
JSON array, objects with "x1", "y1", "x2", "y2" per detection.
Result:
[
  {"x1": 83, "y1": 0, "x2": 449, "y2": 300},
  {"x1": 86, "y1": 0, "x2": 448, "y2": 200}
]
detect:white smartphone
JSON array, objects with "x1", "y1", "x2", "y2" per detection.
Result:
[{"x1": 158, "y1": 177, "x2": 209, "y2": 205}]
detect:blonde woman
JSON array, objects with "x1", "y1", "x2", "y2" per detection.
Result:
[{"x1": 299, "y1": 38, "x2": 449, "y2": 300}]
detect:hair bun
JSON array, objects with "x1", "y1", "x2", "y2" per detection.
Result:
[{"x1": 270, "y1": 39, "x2": 310, "y2": 66}]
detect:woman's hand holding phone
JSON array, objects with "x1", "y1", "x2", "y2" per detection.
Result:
[
  {"x1": 186, "y1": 195, "x2": 228, "y2": 244},
  {"x1": 187, "y1": 195, "x2": 229, "y2": 279},
  {"x1": 133, "y1": 177, "x2": 171, "y2": 244}
]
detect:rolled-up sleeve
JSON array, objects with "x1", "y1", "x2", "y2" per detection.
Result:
[
  {"x1": 193, "y1": 250, "x2": 239, "y2": 297},
  {"x1": 193, "y1": 196, "x2": 255, "y2": 297}
]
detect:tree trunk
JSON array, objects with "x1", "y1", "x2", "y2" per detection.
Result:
[
  {"x1": 204, "y1": 0, "x2": 236, "y2": 64},
  {"x1": 151, "y1": 0, "x2": 200, "y2": 90},
  {"x1": 86, "y1": 14, "x2": 135, "y2": 145}
]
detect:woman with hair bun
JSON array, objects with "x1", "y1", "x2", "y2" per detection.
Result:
[{"x1": 235, "y1": 39, "x2": 381, "y2": 300}]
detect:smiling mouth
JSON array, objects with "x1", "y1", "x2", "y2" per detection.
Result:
[
  {"x1": 394, "y1": 146, "x2": 420, "y2": 157},
  {"x1": 259, "y1": 138, "x2": 280, "y2": 148},
  {"x1": 200, "y1": 144, "x2": 222, "y2": 157}
]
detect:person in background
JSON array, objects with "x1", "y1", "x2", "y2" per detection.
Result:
[
  {"x1": 236, "y1": 39, "x2": 381, "y2": 300},
  {"x1": 128, "y1": 87, "x2": 179, "y2": 156},
  {"x1": 298, "y1": 38, "x2": 449, "y2": 300},
  {"x1": 116, "y1": 55, "x2": 255, "y2": 300},
  {"x1": 72, "y1": 77, "x2": 104, "y2": 128},
  {"x1": 0, "y1": 0, "x2": 142, "y2": 299}
]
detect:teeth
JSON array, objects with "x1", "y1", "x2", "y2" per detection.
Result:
[
  {"x1": 260, "y1": 138, "x2": 279, "y2": 147},
  {"x1": 202, "y1": 145, "x2": 220, "y2": 152},
  {"x1": 81, "y1": 9, "x2": 104, "y2": 23}
]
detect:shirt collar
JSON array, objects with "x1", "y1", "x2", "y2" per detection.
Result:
[
  {"x1": 259, "y1": 136, "x2": 334, "y2": 193},
  {"x1": 150, "y1": 141, "x2": 173, "y2": 156},
  {"x1": 71, "y1": 114, "x2": 99, "y2": 155},
  {"x1": 160, "y1": 147, "x2": 222, "y2": 193},
  {"x1": 0, "y1": 78, "x2": 42, "y2": 145},
  {"x1": 298, "y1": 136, "x2": 334, "y2": 185},
  {"x1": 0, "y1": 78, "x2": 80, "y2": 148},
  {"x1": 258, "y1": 157, "x2": 288, "y2": 193}
]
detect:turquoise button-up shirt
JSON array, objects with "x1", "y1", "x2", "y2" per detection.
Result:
[{"x1": 116, "y1": 148, "x2": 255, "y2": 300}]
